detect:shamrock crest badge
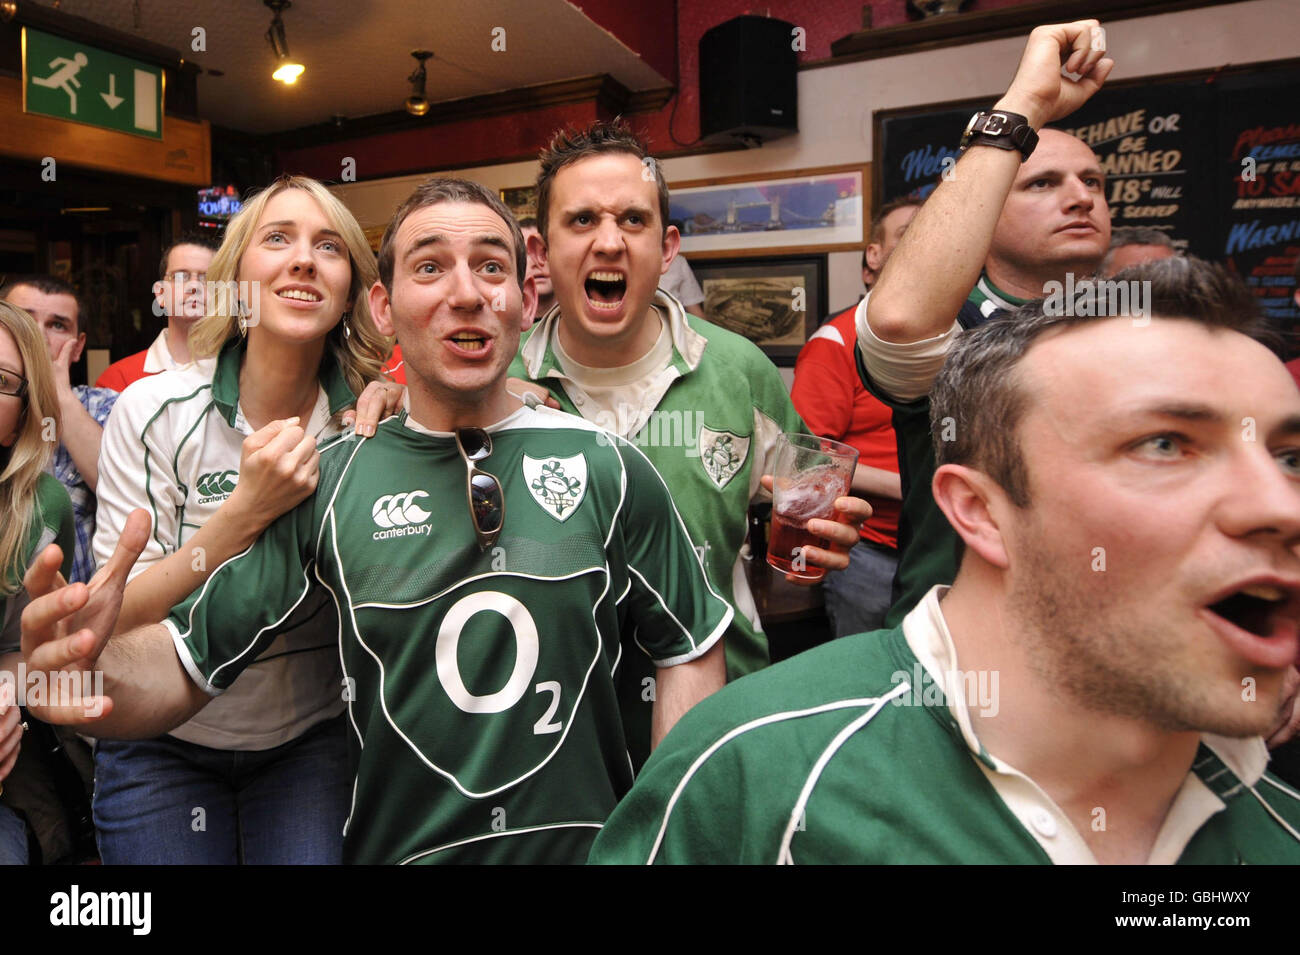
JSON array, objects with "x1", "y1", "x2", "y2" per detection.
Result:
[
  {"x1": 523, "y1": 453, "x2": 588, "y2": 522},
  {"x1": 698, "y1": 426, "x2": 750, "y2": 490}
]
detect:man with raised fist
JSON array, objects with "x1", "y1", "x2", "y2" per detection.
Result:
[{"x1": 858, "y1": 20, "x2": 1114, "y2": 627}]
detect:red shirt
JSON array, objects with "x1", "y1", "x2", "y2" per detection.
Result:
[
  {"x1": 95, "y1": 350, "x2": 152, "y2": 392},
  {"x1": 1288, "y1": 358, "x2": 1300, "y2": 390},
  {"x1": 384, "y1": 345, "x2": 406, "y2": 384},
  {"x1": 792, "y1": 304, "x2": 901, "y2": 549}
]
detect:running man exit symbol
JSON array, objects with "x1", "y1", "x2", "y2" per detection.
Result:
[
  {"x1": 22, "y1": 28, "x2": 163, "y2": 139},
  {"x1": 31, "y1": 50, "x2": 87, "y2": 113}
]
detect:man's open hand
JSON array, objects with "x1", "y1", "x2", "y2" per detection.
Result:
[
  {"x1": 50, "y1": 337, "x2": 78, "y2": 399},
  {"x1": 999, "y1": 20, "x2": 1115, "y2": 129},
  {"x1": 19, "y1": 508, "x2": 150, "y2": 725}
]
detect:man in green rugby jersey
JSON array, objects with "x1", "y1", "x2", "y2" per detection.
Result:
[
  {"x1": 18, "y1": 178, "x2": 743, "y2": 865},
  {"x1": 509, "y1": 121, "x2": 870, "y2": 767},
  {"x1": 588, "y1": 22, "x2": 1300, "y2": 866},
  {"x1": 589, "y1": 257, "x2": 1300, "y2": 865}
]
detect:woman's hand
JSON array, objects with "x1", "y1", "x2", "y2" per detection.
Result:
[
  {"x1": 225, "y1": 418, "x2": 319, "y2": 531},
  {"x1": 345, "y1": 380, "x2": 407, "y2": 436}
]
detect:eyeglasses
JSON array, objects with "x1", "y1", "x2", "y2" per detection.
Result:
[
  {"x1": 0, "y1": 368, "x2": 27, "y2": 400},
  {"x1": 165, "y1": 271, "x2": 207, "y2": 285},
  {"x1": 455, "y1": 427, "x2": 504, "y2": 551}
]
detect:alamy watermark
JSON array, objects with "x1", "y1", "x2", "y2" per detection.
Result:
[
  {"x1": 0, "y1": 663, "x2": 104, "y2": 718},
  {"x1": 153, "y1": 279, "x2": 264, "y2": 326},
  {"x1": 593, "y1": 404, "x2": 704, "y2": 457},
  {"x1": 1042, "y1": 274, "x2": 1152, "y2": 325},
  {"x1": 889, "y1": 662, "x2": 999, "y2": 717}
]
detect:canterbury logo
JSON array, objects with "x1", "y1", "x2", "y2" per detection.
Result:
[
  {"x1": 195, "y1": 470, "x2": 238, "y2": 498},
  {"x1": 372, "y1": 491, "x2": 432, "y2": 528}
]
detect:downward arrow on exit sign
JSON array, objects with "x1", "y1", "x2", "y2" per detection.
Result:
[{"x1": 101, "y1": 74, "x2": 123, "y2": 110}]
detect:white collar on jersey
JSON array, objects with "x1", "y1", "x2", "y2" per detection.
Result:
[
  {"x1": 518, "y1": 289, "x2": 706, "y2": 382},
  {"x1": 401, "y1": 401, "x2": 535, "y2": 438},
  {"x1": 901, "y1": 585, "x2": 1271, "y2": 864}
]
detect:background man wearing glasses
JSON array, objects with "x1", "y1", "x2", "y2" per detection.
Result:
[
  {"x1": 0, "y1": 275, "x2": 117, "y2": 584},
  {"x1": 17, "y1": 177, "x2": 733, "y2": 865},
  {"x1": 96, "y1": 235, "x2": 218, "y2": 392}
]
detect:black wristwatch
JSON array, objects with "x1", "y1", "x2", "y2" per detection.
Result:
[{"x1": 959, "y1": 110, "x2": 1038, "y2": 161}]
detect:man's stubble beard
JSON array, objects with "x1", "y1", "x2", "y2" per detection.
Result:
[{"x1": 1003, "y1": 524, "x2": 1276, "y2": 739}]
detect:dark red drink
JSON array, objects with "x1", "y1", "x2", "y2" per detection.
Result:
[
  {"x1": 767, "y1": 512, "x2": 836, "y2": 580},
  {"x1": 766, "y1": 463, "x2": 849, "y2": 580}
]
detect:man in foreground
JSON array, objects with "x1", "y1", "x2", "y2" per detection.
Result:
[
  {"x1": 591, "y1": 255, "x2": 1300, "y2": 864},
  {"x1": 20, "y1": 178, "x2": 734, "y2": 864}
]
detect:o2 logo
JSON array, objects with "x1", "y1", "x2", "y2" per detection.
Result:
[{"x1": 434, "y1": 591, "x2": 563, "y2": 735}]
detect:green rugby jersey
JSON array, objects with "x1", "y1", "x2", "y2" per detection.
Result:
[
  {"x1": 165, "y1": 405, "x2": 733, "y2": 864},
  {"x1": 591, "y1": 588, "x2": 1300, "y2": 865},
  {"x1": 94, "y1": 339, "x2": 352, "y2": 750},
  {"x1": 855, "y1": 275, "x2": 1025, "y2": 627},
  {"x1": 512, "y1": 292, "x2": 804, "y2": 766},
  {"x1": 1, "y1": 474, "x2": 74, "y2": 652}
]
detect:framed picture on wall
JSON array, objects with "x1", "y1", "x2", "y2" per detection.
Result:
[
  {"x1": 691, "y1": 254, "x2": 826, "y2": 365},
  {"x1": 669, "y1": 164, "x2": 868, "y2": 259},
  {"x1": 500, "y1": 185, "x2": 538, "y2": 221}
]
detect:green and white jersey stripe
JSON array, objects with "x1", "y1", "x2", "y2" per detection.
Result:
[
  {"x1": 165, "y1": 405, "x2": 734, "y2": 864},
  {"x1": 592, "y1": 588, "x2": 1300, "y2": 865},
  {"x1": 94, "y1": 340, "x2": 354, "y2": 750}
]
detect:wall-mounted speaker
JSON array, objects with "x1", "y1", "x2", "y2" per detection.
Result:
[{"x1": 699, "y1": 15, "x2": 798, "y2": 147}]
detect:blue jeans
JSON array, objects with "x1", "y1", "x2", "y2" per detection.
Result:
[
  {"x1": 92, "y1": 715, "x2": 349, "y2": 865},
  {"x1": 822, "y1": 539, "x2": 899, "y2": 639},
  {"x1": 0, "y1": 803, "x2": 28, "y2": 865}
]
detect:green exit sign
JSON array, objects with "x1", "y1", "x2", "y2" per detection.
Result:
[{"x1": 22, "y1": 28, "x2": 164, "y2": 140}]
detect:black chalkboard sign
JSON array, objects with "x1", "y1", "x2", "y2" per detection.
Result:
[
  {"x1": 873, "y1": 58, "x2": 1300, "y2": 351},
  {"x1": 1055, "y1": 83, "x2": 1216, "y2": 258},
  {"x1": 1217, "y1": 68, "x2": 1300, "y2": 331}
]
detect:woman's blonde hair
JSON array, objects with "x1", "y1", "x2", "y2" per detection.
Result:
[
  {"x1": 0, "y1": 302, "x2": 61, "y2": 595},
  {"x1": 189, "y1": 175, "x2": 390, "y2": 397}
]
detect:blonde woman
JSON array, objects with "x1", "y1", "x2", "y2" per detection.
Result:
[
  {"x1": 90, "y1": 176, "x2": 400, "y2": 864},
  {"x1": 0, "y1": 302, "x2": 74, "y2": 864}
]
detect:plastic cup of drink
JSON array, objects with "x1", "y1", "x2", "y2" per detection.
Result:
[{"x1": 766, "y1": 433, "x2": 858, "y2": 581}]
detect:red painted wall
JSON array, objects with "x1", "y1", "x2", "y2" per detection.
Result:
[
  {"x1": 570, "y1": 0, "x2": 678, "y2": 85},
  {"x1": 276, "y1": 0, "x2": 1046, "y2": 179},
  {"x1": 277, "y1": 101, "x2": 606, "y2": 180}
]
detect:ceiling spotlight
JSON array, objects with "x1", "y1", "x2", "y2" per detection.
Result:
[
  {"x1": 405, "y1": 50, "x2": 433, "y2": 116},
  {"x1": 273, "y1": 62, "x2": 305, "y2": 84},
  {"x1": 265, "y1": 0, "x2": 305, "y2": 84}
]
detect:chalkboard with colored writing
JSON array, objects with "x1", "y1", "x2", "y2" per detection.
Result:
[
  {"x1": 1217, "y1": 67, "x2": 1300, "y2": 331},
  {"x1": 872, "y1": 58, "x2": 1300, "y2": 349}
]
